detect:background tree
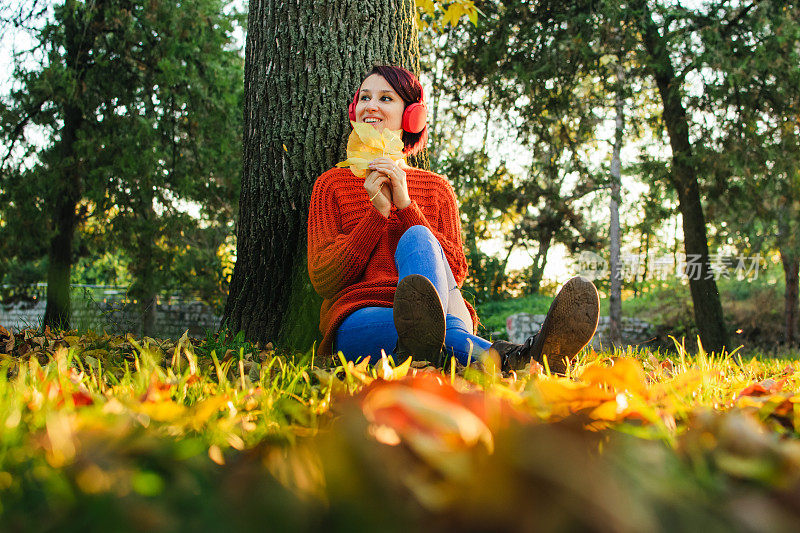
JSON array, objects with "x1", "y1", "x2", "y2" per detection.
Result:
[
  {"x1": 608, "y1": 67, "x2": 626, "y2": 348},
  {"x1": 699, "y1": 0, "x2": 800, "y2": 345},
  {"x1": 0, "y1": 0, "x2": 243, "y2": 331},
  {"x1": 430, "y1": 0, "x2": 739, "y2": 351},
  {"x1": 430, "y1": 0, "x2": 616, "y2": 299},
  {"x1": 627, "y1": 0, "x2": 729, "y2": 351}
]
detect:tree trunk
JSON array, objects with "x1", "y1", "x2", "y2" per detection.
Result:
[
  {"x1": 43, "y1": 0, "x2": 88, "y2": 330},
  {"x1": 223, "y1": 0, "x2": 422, "y2": 350},
  {"x1": 780, "y1": 247, "x2": 799, "y2": 346},
  {"x1": 44, "y1": 172, "x2": 78, "y2": 329},
  {"x1": 493, "y1": 234, "x2": 518, "y2": 298},
  {"x1": 608, "y1": 71, "x2": 624, "y2": 349},
  {"x1": 641, "y1": 230, "x2": 650, "y2": 288},
  {"x1": 529, "y1": 238, "x2": 551, "y2": 294},
  {"x1": 135, "y1": 197, "x2": 158, "y2": 338},
  {"x1": 636, "y1": 1, "x2": 729, "y2": 352}
]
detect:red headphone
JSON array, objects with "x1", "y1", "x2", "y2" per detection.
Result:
[{"x1": 348, "y1": 86, "x2": 427, "y2": 134}]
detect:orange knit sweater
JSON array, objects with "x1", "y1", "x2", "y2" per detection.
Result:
[{"x1": 307, "y1": 166, "x2": 477, "y2": 358}]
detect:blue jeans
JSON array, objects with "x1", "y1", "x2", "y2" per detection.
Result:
[{"x1": 333, "y1": 225, "x2": 492, "y2": 365}]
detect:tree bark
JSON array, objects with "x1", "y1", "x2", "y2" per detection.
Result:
[
  {"x1": 43, "y1": 0, "x2": 88, "y2": 330},
  {"x1": 636, "y1": 1, "x2": 729, "y2": 352},
  {"x1": 44, "y1": 161, "x2": 79, "y2": 329},
  {"x1": 529, "y1": 238, "x2": 551, "y2": 295},
  {"x1": 608, "y1": 70, "x2": 624, "y2": 349},
  {"x1": 780, "y1": 247, "x2": 799, "y2": 346},
  {"x1": 493, "y1": 234, "x2": 518, "y2": 298},
  {"x1": 223, "y1": 0, "x2": 422, "y2": 349},
  {"x1": 134, "y1": 196, "x2": 158, "y2": 338}
]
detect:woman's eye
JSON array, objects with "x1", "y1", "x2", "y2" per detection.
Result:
[{"x1": 381, "y1": 96, "x2": 392, "y2": 102}]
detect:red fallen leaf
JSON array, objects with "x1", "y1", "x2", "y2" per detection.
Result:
[
  {"x1": 44, "y1": 378, "x2": 94, "y2": 408},
  {"x1": 736, "y1": 378, "x2": 787, "y2": 399},
  {"x1": 772, "y1": 398, "x2": 794, "y2": 417},
  {"x1": 358, "y1": 374, "x2": 527, "y2": 455},
  {"x1": 361, "y1": 377, "x2": 493, "y2": 453},
  {"x1": 69, "y1": 390, "x2": 94, "y2": 407},
  {"x1": 140, "y1": 370, "x2": 175, "y2": 403}
]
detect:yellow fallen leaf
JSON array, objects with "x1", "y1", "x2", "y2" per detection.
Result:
[
  {"x1": 336, "y1": 121, "x2": 405, "y2": 177},
  {"x1": 589, "y1": 400, "x2": 622, "y2": 421},
  {"x1": 136, "y1": 400, "x2": 187, "y2": 422},
  {"x1": 580, "y1": 358, "x2": 648, "y2": 397},
  {"x1": 82, "y1": 349, "x2": 109, "y2": 360},
  {"x1": 188, "y1": 395, "x2": 229, "y2": 431},
  {"x1": 535, "y1": 378, "x2": 616, "y2": 417},
  {"x1": 377, "y1": 354, "x2": 412, "y2": 381}
]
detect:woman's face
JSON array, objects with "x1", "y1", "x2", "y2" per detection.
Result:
[{"x1": 354, "y1": 74, "x2": 405, "y2": 132}]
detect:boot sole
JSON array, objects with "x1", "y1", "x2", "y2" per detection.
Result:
[
  {"x1": 393, "y1": 274, "x2": 446, "y2": 363},
  {"x1": 531, "y1": 276, "x2": 599, "y2": 374}
]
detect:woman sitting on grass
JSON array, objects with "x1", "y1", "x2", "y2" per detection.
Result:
[{"x1": 307, "y1": 65, "x2": 600, "y2": 373}]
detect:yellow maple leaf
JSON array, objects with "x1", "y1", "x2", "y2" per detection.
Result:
[
  {"x1": 336, "y1": 121, "x2": 405, "y2": 177},
  {"x1": 580, "y1": 358, "x2": 648, "y2": 397}
]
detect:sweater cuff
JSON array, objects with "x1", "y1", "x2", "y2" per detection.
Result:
[{"x1": 395, "y1": 200, "x2": 430, "y2": 229}]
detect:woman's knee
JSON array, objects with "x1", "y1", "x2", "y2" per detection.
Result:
[{"x1": 397, "y1": 225, "x2": 438, "y2": 255}]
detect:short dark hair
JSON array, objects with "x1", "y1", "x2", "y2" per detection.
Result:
[{"x1": 365, "y1": 65, "x2": 428, "y2": 156}]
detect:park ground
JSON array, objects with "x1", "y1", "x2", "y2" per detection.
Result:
[{"x1": 1, "y1": 277, "x2": 800, "y2": 532}]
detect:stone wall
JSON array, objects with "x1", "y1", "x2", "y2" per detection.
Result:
[
  {"x1": 0, "y1": 293, "x2": 220, "y2": 338},
  {"x1": 506, "y1": 313, "x2": 655, "y2": 350}
]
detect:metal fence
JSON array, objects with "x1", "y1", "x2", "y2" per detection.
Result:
[{"x1": 0, "y1": 284, "x2": 221, "y2": 338}]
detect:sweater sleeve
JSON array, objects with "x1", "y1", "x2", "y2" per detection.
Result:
[
  {"x1": 396, "y1": 178, "x2": 468, "y2": 285},
  {"x1": 307, "y1": 172, "x2": 388, "y2": 299}
]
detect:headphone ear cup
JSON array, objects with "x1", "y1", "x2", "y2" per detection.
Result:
[
  {"x1": 348, "y1": 90, "x2": 359, "y2": 123},
  {"x1": 402, "y1": 102, "x2": 427, "y2": 133}
]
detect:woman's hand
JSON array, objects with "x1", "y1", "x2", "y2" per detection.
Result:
[
  {"x1": 368, "y1": 157, "x2": 411, "y2": 210},
  {"x1": 364, "y1": 169, "x2": 393, "y2": 218}
]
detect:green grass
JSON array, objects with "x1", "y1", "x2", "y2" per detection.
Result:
[{"x1": 0, "y1": 325, "x2": 799, "y2": 531}]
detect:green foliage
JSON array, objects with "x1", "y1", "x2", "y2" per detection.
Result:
[
  {"x1": 423, "y1": 0, "x2": 645, "y2": 295},
  {"x1": 0, "y1": 0, "x2": 243, "y2": 319},
  {"x1": 196, "y1": 328, "x2": 258, "y2": 362},
  {"x1": 475, "y1": 292, "x2": 554, "y2": 338},
  {"x1": 421, "y1": 0, "x2": 798, "y2": 349}
]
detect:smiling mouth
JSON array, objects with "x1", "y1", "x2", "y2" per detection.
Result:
[{"x1": 364, "y1": 118, "x2": 381, "y2": 123}]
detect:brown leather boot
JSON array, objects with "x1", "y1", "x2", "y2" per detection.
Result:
[
  {"x1": 490, "y1": 276, "x2": 600, "y2": 374},
  {"x1": 393, "y1": 274, "x2": 446, "y2": 364}
]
